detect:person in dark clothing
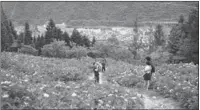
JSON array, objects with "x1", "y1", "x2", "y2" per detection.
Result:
[
  {"x1": 93, "y1": 59, "x2": 102, "y2": 83},
  {"x1": 101, "y1": 58, "x2": 106, "y2": 72},
  {"x1": 143, "y1": 56, "x2": 155, "y2": 90},
  {"x1": 143, "y1": 61, "x2": 152, "y2": 90}
]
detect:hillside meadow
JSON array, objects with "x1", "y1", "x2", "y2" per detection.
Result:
[{"x1": 1, "y1": 52, "x2": 199, "y2": 109}]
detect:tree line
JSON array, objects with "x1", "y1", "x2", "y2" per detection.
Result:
[
  {"x1": 1, "y1": 6, "x2": 96, "y2": 52},
  {"x1": 1, "y1": 4, "x2": 199, "y2": 64}
]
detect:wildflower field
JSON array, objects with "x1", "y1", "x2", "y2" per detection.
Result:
[{"x1": 1, "y1": 52, "x2": 199, "y2": 109}]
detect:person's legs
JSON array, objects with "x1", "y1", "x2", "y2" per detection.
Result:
[
  {"x1": 96, "y1": 72, "x2": 99, "y2": 83},
  {"x1": 144, "y1": 80, "x2": 147, "y2": 89},
  {"x1": 94, "y1": 71, "x2": 98, "y2": 83},
  {"x1": 146, "y1": 80, "x2": 150, "y2": 90},
  {"x1": 102, "y1": 66, "x2": 105, "y2": 72}
]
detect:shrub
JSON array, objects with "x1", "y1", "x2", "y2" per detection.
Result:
[
  {"x1": 87, "y1": 50, "x2": 104, "y2": 58},
  {"x1": 41, "y1": 40, "x2": 69, "y2": 58},
  {"x1": 94, "y1": 43, "x2": 134, "y2": 62},
  {"x1": 41, "y1": 41, "x2": 88, "y2": 59},
  {"x1": 65, "y1": 46, "x2": 87, "y2": 59},
  {"x1": 19, "y1": 45, "x2": 38, "y2": 56},
  {"x1": 117, "y1": 75, "x2": 142, "y2": 87}
]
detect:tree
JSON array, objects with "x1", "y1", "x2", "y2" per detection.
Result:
[
  {"x1": 54, "y1": 28, "x2": 62, "y2": 41},
  {"x1": 154, "y1": 24, "x2": 165, "y2": 46},
  {"x1": 71, "y1": 28, "x2": 82, "y2": 46},
  {"x1": 129, "y1": 17, "x2": 142, "y2": 59},
  {"x1": 45, "y1": 19, "x2": 56, "y2": 44},
  {"x1": 178, "y1": 14, "x2": 184, "y2": 24},
  {"x1": 92, "y1": 36, "x2": 96, "y2": 47},
  {"x1": 24, "y1": 22, "x2": 32, "y2": 45},
  {"x1": 1, "y1": 5, "x2": 14, "y2": 51},
  {"x1": 107, "y1": 35, "x2": 119, "y2": 45},
  {"x1": 62, "y1": 31, "x2": 71, "y2": 47},
  {"x1": 17, "y1": 32, "x2": 24, "y2": 43},
  {"x1": 82, "y1": 35, "x2": 90, "y2": 48},
  {"x1": 168, "y1": 3, "x2": 199, "y2": 64},
  {"x1": 33, "y1": 36, "x2": 36, "y2": 44}
]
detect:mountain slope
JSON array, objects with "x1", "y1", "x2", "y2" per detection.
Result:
[{"x1": 2, "y1": 1, "x2": 197, "y2": 26}]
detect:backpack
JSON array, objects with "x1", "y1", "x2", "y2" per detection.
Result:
[{"x1": 94, "y1": 62, "x2": 102, "y2": 72}]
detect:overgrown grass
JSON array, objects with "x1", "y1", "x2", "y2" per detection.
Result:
[{"x1": 1, "y1": 52, "x2": 144, "y2": 109}]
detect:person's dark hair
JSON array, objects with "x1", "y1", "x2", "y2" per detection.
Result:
[
  {"x1": 146, "y1": 61, "x2": 151, "y2": 65},
  {"x1": 146, "y1": 56, "x2": 151, "y2": 61}
]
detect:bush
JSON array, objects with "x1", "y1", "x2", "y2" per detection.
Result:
[
  {"x1": 19, "y1": 45, "x2": 38, "y2": 56},
  {"x1": 65, "y1": 46, "x2": 87, "y2": 59},
  {"x1": 94, "y1": 43, "x2": 134, "y2": 62},
  {"x1": 41, "y1": 40, "x2": 69, "y2": 58},
  {"x1": 87, "y1": 50, "x2": 104, "y2": 58},
  {"x1": 41, "y1": 41, "x2": 88, "y2": 59}
]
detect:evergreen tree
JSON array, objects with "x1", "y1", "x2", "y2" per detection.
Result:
[
  {"x1": 154, "y1": 24, "x2": 165, "y2": 46},
  {"x1": 168, "y1": 4, "x2": 199, "y2": 64},
  {"x1": 129, "y1": 17, "x2": 142, "y2": 59},
  {"x1": 62, "y1": 31, "x2": 71, "y2": 47},
  {"x1": 1, "y1": 5, "x2": 14, "y2": 51},
  {"x1": 35, "y1": 35, "x2": 41, "y2": 49},
  {"x1": 45, "y1": 19, "x2": 56, "y2": 44},
  {"x1": 40, "y1": 35, "x2": 45, "y2": 48},
  {"x1": 71, "y1": 28, "x2": 82, "y2": 46},
  {"x1": 24, "y1": 22, "x2": 32, "y2": 45},
  {"x1": 92, "y1": 36, "x2": 96, "y2": 46},
  {"x1": 82, "y1": 35, "x2": 90, "y2": 48},
  {"x1": 178, "y1": 14, "x2": 184, "y2": 24},
  {"x1": 33, "y1": 36, "x2": 36, "y2": 44},
  {"x1": 17, "y1": 32, "x2": 24, "y2": 43}
]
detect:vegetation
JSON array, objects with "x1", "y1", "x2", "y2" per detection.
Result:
[
  {"x1": 1, "y1": 2, "x2": 199, "y2": 110},
  {"x1": 1, "y1": 52, "x2": 144, "y2": 109},
  {"x1": 168, "y1": 4, "x2": 199, "y2": 64}
]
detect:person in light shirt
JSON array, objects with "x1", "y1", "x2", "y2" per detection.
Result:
[{"x1": 143, "y1": 58, "x2": 152, "y2": 90}]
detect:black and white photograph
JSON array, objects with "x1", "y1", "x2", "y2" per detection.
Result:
[{"x1": 1, "y1": 1, "x2": 199, "y2": 109}]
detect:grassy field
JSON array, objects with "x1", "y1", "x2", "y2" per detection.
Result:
[
  {"x1": 1, "y1": 52, "x2": 199, "y2": 109},
  {"x1": 1, "y1": 52, "x2": 144, "y2": 109}
]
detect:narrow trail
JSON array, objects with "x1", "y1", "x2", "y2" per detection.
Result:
[{"x1": 88, "y1": 73, "x2": 183, "y2": 109}]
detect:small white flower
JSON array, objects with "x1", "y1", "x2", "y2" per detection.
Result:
[
  {"x1": 108, "y1": 94, "x2": 113, "y2": 96},
  {"x1": 99, "y1": 100, "x2": 103, "y2": 104},
  {"x1": 43, "y1": 93, "x2": 49, "y2": 97},
  {"x1": 132, "y1": 97, "x2": 137, "y2": 99},
  {"x1": 24, "y1": 79, "x2": 28, "y2": 82},
  {"x1": 1, "y1": 81, "x2": 11, "y2": 84},
  {"x1": 72, "y1": 93, "x2": 77, "y2": 97},
  {"x1": 2, "y1": 94, "x2": 9, "y2": 98}
]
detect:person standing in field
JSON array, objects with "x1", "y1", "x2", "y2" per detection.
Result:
[
  {"x1": 93, "y1": 59, "x2": 102, "y2": 83},
  {"x1": 101, "y1": 58, "x2": 106, "y2": 72},
  {"x1": 143, "y1": 56, "x2": 155, "y2": 90}
]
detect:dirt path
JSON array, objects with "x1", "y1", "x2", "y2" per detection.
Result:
[
  {"x1": 88, "y1": 73, "x2": 183, "y2": 109},
  {"x1": 134, "y1": 89, "x2": 183, "y2": 109}
]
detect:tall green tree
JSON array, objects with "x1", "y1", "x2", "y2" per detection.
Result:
[
  {"x1": 17, "y1": 32, "x2": 24, "y2": 43},
  {"x1": 62, "y1": 31, "x2": 71, "y2": 47},
  {"x1": 154, "y1": 24, "x2": 165, "y2": 46},
  {"x1": 45, "y1": 19, "x2": 56, "y2": 44},
  {"x1": 82, "y1": 35, "x2": 91, "y2": 48},
  {"x1": 1, "y1": 5, "x2": 15, "y2": 51},
  {"x1": 71, "y1": 28, "x2": 82, "y2": 46},
  {"x1": 178, "y1": 14, "x2": 184, "y2": 24},
  {"x1": 92, "y1": 36, "x2": 96, "y2": 47},
  {"x1": 24, "y1": 22, "x2": 32, "y2": 45},
  {"x1": 168, "y1": 4, "x2": 199, "y2": 64},
  {"x1": 129, "y1": 17, "x2": 142, "y2": 59}
]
